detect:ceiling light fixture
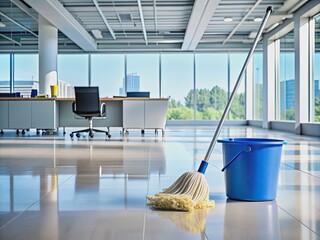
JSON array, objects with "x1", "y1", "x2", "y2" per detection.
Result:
[
  {"x1": 91, "y1": 29, "x2": 103, "y2": 39},
  {"x1": 254, "y1": 17, "x2": 263, "y2": 22},
  {"x1": 224, "y1": 17, "x2": 233, "y2": 22}
]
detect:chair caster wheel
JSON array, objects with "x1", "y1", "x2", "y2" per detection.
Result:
[
  {"x1": 108, "y1": 134, "x2": 111, "y2": 138},
  {"x1": 89, "y1": 133, "x2": 94, "y2": 138},
  {"x1": 76, "y1": 133, "x2": 80, "y2": 138},
  {"x1": 70, "y1": 133, "x2": 74, "y2": 138}
]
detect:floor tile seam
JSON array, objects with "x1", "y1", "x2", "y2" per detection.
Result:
[
  {"x1": 281, "y1": 163, "x2": 320, "y2": 180},
  {"x1": 0, "y1": 174, "x2": 74, "y2": 231},
  {"x1": 143, "y1": 142, "x2": 153, "y2": 240},
  {"x1": 277, "y1": 205, "x2": 320, "y2": 237}
]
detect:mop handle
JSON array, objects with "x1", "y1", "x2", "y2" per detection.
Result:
[{"x1": 203, "y1": 6, "x2": 273, "y2": 163}]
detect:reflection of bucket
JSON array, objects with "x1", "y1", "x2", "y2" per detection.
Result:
[
  {"x1": 224, "y1": 200, "x2": 280, "y2": 239},
  {"x1": 50, "y1": 85, "x2": 58, "y2": 98},
  {"x1": 218, "y1": 138, "x2": 285, "y2": 201}
]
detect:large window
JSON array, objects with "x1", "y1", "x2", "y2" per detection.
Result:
[
  {"x1": 253, "y1": 53, "x2": 263, "y2": 120},
  {"x1": 0, "y1": 54, "x2": 10, "y2": 93},
  {"x1": 195, "y1": 53, "x2": 228, "y2": 120},
  {"x1": 279, "y1": 31, "x2": 295, "y2": 120},
  {"x1": 229, "y1": 53, "x2": 246, "y2": 120},
  {"x1": 161, "y1": 54, "x2": 194, "y2": 120},
  {"x1": 314, "y1": 15, "x2": 320, "y2": 122},
  {"x1": 127, "y1": 54, "x2": 159, "y2": 97},
  {"x1": 91, "y1": 54, "x2": 125, "y2": 97},
  {"x1": 58, "y1": 54, "x2": 89, "y2": 97},
  {"x1": 14, "y1": 54, "x2": 38, "y2": 97}
]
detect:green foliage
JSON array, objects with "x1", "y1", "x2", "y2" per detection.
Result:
[
  {"x1": 168, "y1": 85, "x2": 246, "y2": 120},
  {"x1": 281, "y1": 108, "x2": 295, "y2": 120},
  {"x1": 167, "y1": 106, "x2": 193, "y2": 120},
  {"x1": 315, "y1": 97, "x2": 320, "y2": 122}
]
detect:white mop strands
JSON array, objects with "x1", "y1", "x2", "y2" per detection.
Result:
[{"x1": 147, "y1": 172, "x2": 215, "y2": 211}]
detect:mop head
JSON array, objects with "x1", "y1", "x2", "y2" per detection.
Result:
[{"x1": 147, "y1": 172, "x2": 215, "y2": 211}]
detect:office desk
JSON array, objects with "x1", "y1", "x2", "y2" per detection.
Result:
[{"x1": 0, "y1": 98, "x2": 169, "y2": 135}]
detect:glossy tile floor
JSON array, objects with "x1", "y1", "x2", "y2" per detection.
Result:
[{"x1": 0, "y1": 126, "x2": 319, "y2": 240}]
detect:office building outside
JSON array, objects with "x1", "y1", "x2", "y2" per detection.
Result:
[
  {"x1": 119, "y1": 73, "x2": 140, "y2": 95},
  {"x1": 280, "y1": 79, "x2": 319, "y2": 113}
]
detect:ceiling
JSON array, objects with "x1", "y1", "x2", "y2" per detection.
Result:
[{"x1": 0, "y1": 0, "x2": 310, "y2": 52}]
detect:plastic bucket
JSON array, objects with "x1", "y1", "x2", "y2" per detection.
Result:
[{"x1": 218, "y1": 138, "x2": 286, "y2": 201}]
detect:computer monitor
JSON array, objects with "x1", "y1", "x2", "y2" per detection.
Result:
[
  {"x1": 126, "y1": 91, "x2": 150, "y2": 98},
  {"x1": 0, "y1": 93, "x2": 17, "y2": 98}
]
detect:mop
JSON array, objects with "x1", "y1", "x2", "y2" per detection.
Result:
[{"x1": 147, "y1": 6, "x2": 273, "y2": 211}]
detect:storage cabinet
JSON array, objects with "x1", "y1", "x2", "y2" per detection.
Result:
[
  {"x1": 32, "y1": 101, "x2": 59, "y2": 129},
  {"x1": 0, "y1": 101, "x2": 9, "y2": 130},
  {"x1": 123, "y1": 100, "x2": 168, "y2": 133},
  {"x1": 9, "y1": 101, "x2": 32, "y2": 129}
]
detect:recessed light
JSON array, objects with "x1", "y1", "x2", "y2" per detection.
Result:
[
  {"x1": 224, "y1": 17, "x2": 233, "y2": 22},
  {"x1": 254, "y1": 17, "x2": 263, "y2": 22},
  {"x1": 91, "y1": 29, "x2": 103, "y2": 39}
]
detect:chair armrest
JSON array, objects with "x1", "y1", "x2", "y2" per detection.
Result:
[
  {"x1": 72, "y1": 102, "x2": 76, "y2": 113},
  {"x1": 100, "y1": 102, "x2": 106, "y2": 116}
]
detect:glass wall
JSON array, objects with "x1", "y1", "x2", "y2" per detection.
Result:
[
  {"x1": 229, "y1": 53, "x2": 246, "y2": 120},
  {"x1": 161, "y1": 53, "x2": 194, "y2": 120},
  {"x1": 14, "y1": 54, "x2": 38, "y2": 97},
  {"x1": 58, "y1": 54, "x2": 89, "y2": 97},
  {"x1": 279, "y1": 30, "x2": 295, "y2": 120},
  {"x1": 314, "y1": 15, "x2": 320, "y2": 122},
  {"x1": 253, "y1": 53, "x2": 263, "y2": 120},
  {"x1": 91, "y1": 54, "x2": 125, "y2": 97},
  {"x1": 127, "y1": 54, "x2": 159, "y2": 97},
  {"x1": 195, "y1": 53, "x2": 228, "y2": 120},
  {"x1": 0, "y1": 54, "x2": 10, "y2": 93}
]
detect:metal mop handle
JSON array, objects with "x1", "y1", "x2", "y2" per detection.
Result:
[{"x1": 198, "y1": 6, "x2": 273, "y2": 174}]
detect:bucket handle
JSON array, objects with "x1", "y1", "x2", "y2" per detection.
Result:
[{"x1": 221, "y1": 145, "x2": 252, "y2": 172}]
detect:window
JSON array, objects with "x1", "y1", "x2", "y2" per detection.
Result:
[
  {"x1": 314, "y1": 15, "x2": 320, "y2": 122},
  {"x1": 161, "y1": 54, "x2": 194, "y2": 120},
  {"x1": 278, "y1": 31, "x2": 295, "y2": 120},
  {"x1": 127, "y1": 54, "x2": 159, "y2": 97},
  {"x1": 58, "y1": 54, "x2": 89, "y2": 97},
  {"x1": 91, "y1": 54, "x2": 125, "y2": 97},
  {"x1": 253, "y1": 53, "x2": 263, "y2": 120},
  {"x1": 0, "y1": 54, "x2": 10, "y2": 93},
  {"x1": 229, "y1": 53, "x2": 246, "y2": 120},
  {"x1": 14, "y1": 54, "x2": 38, "y2": 97},
  {"x1": 195, "y1": 53, "x2": 228, "y2": 120}
]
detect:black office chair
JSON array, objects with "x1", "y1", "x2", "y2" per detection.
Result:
[{"x1": 69, "y1": 87, "x2": 111, "y2": 139}]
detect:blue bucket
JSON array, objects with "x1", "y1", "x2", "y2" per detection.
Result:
[{"x1": 218, "y1": 138, "x2": 286, "y2": 201}]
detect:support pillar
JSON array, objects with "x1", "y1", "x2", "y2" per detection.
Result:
[
  {"x1": 39, "y1": 15, "x2": 58, "y2": 95},
  {"x1": 262, "y1": 39, "x2": 276, "y2": 129},
  {"x1": 294, "y1": 17, "x2": 310, "y2": 134}
]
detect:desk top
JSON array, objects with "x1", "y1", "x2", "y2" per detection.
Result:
[{"x1": 0, "y1": 97, "x2": 169, "y2": 101}]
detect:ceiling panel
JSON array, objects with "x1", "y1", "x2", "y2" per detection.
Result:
[{"x1": 0, "y1": 0, "x2": 309, "y2": 52}]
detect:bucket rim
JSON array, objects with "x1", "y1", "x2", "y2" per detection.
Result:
[{"x1": 218, "y1": 138, "x2": 286, "y2": 145}]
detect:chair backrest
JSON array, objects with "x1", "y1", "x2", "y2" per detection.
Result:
[{"x1": 74, "y1": 87, "x2": 101, "y2": 114}]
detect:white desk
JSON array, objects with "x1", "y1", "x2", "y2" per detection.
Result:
[{"x1": 0, "y1": 97, "x2": 169, "y2": 135}]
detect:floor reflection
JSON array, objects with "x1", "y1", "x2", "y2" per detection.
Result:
[
  {"x1": 0, "y1": 126, "x2": 319, "y2": 239},
  {"x1": 223, "y1": 200, "x2": 280, "y2": 240}
]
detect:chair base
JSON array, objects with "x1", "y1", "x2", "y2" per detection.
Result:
[{"x1": 70, "y1": 128, "x2": 111, "y2": 139}]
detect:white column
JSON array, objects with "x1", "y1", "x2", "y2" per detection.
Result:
[
  {"x1": 39, "y1": 16, "x2": 58, "y2": 95},
  {"x1": 262, "y1": 39, "x2": 276, "y2": 129},
  {"x1": 294, "y1": 17, "x2": 309, "y2": 134},
  {"x1": 246, "y1": 58, "x2": 253, "y2": 120}
]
